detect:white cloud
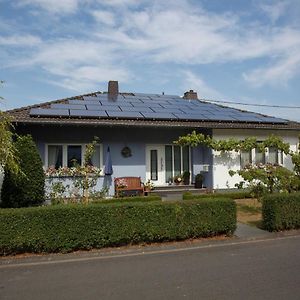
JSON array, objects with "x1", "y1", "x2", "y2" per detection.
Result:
[
  {"x1": 90, "y1": 10, "x2": 116, "y2": 26},
  {"x1": 3, "y1": 0, "x2": 300, "y2": 90},
  {"x1": 181, "y1": 71, "x2": 223, "y2": 99},
  {"x1": 17, "y1": 0, "x2": 81, "y2": 14},
  {"x1": 0, "y1": 34, "x2": 41, "y2": 46},
  {"x1": 260, "y1": 1, "x2": 288, "y2": 23}
]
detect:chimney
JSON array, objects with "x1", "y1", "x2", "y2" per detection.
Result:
[
  {"x1": 183, "y1": 90, "x2": 198, "y2": 100},
  {"x1": 108, "y1": 80, "x2": 119, "y2": 97}
]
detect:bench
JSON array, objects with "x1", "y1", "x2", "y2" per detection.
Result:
[{"x1": 114, "y1": 177, "x2": 144, "y2": 197}]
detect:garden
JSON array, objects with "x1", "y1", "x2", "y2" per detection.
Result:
[{"x1": 1, "y1": 112, "x2": 300, "y2": 255}]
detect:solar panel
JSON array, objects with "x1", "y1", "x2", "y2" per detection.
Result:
[
  {"x1": 141, "y1": 112, "x2": 177, "y2": 119},
  {"x1": 86, "y1": 105, "x2": 121, "y2": 112},
  {"x1": 106, "y1": 111, "x2": 144, "y2": 119},
  {"x1": 120, "y1": 106, "x2": 153, "y2": 113},
  {"x1": 173, "y1": 113, "x2": 203, "y2": 120},
  {"x1": 83, "y1": 96, "x2": 101, "y2": 101},
  {"x1": 51, "y1": 104, "x2": 86, "y2": 110},
  {"x1": 30, "y1": 108, "x2": 69, "y2": 117},
  {"x1": 151, "y1": 108, "x2": 185, "y2": 114},
  {"x1": 69, "y1": 110, "x2": 107, "y2": 118},
  {"x1": 100, "y1": 101, "x2": 132, "y2": 107},
  {"x1": 69, "y1": 100, "x2": 101, "y2": 105},
  {"x1": 29, "y1": 91, "x2": 290, "y2": 125},
  {"x1": 132, "y1": 102, "x2": 162, "y2": 108}
]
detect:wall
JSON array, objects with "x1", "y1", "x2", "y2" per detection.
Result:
[
  {"x1": 212, "y1": 128, "x2": 299, "y2": 189},
  {"x1": 17, "y1": 124, "x2": 211, "y2": 195}
]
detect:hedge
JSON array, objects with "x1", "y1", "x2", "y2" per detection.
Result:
[
  {"x1": 93, "y1": 195, "x2": 161, "y2": 204},
  {"x1": 262, "y1": 193, "x2": 300, "y2": 231},
  {"x1": 0, "y1": 198, "x2": 236, "y2": 255},
  {"x1": 183, "y1": 191, "x2": 252, "y2": 200}
]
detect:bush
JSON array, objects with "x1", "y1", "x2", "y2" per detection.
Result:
[
  {"x1": 262, "y1": 193, "x2": 300, "y2": 231},
  {"x1": 183, "y1": 191, "x2": 252, "y2": 200},
  {"x1": 1, "y1": 135, "x2": 45, "y2": 207},
  {"x1": 92, "y1": 195, "x2": 161, "y2": 204},
  {"x1": 0, "y1": 198, "x2": 236, "y2": 255}
]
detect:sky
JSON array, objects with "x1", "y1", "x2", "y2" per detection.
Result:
[{"x1": 0, "y1": 0, "x2": 300, "y2": 121}]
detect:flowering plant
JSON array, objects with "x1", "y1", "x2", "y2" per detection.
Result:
[
  {"x1": 115, "y1": 178, "x2": 128, "y2": 188},
  {"x1": 143, "y1": 179, "x2": 154, "y2": 190},
  {"x1": 174, "y1": 175, "x2": 182, "y2": 184}
]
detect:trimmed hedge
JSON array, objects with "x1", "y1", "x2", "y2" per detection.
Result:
[
  {"x1": 93, "y1": 195, "x2": 161, "y2": 204},
  {"x1": 262, "y1": 193, "x2": 300, "y2": 231},
  {"x1": 0, "y1": 198, "x2": 236, "y2": 255},
  {"x1": 183, "y1": 191, "x2": 252, "y2": 200}
]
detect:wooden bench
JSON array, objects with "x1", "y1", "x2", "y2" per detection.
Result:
[{"x1": 114, "y1": 177, "x2": 144, "y2": 197}]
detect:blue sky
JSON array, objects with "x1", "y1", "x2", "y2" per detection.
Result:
[{"x1": 1, "y1": 0, "x2": 300, "y2": 121}]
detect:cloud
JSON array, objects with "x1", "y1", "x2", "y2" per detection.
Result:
[
  {"x1": 181, "y1": 71, "x2": 223, "y2": 99},
  {"x1": 243, "y1": 52, "x2": 300, "y2": 87},
  {"x1": 16, "y1": 0, "x2": 81, "y2": 14},
  {"x1": 259, "y1": 1, "x2": 288, "y2": 23},
  {"x1": 0, "y1": 34, "x2": 41, "y2": 46},
  {"x1": 3, "y1": 0, "x2": 300, "y2": 91},
  {"x1": 90, "y1": 10, "x2": 116, "y2": 26}
]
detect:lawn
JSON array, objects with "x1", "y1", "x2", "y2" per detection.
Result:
[{"x1": 235, "y1": 198, "x2": 262, "y2": 228}]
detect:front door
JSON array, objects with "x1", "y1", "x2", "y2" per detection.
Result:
[
  {"x1": 146, "y1": 145, "x2": 165, "y2": 186},
  {"x1": 146, "y1": 145, "x2": 191, "y2": 186}
]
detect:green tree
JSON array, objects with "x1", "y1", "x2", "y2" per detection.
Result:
[{"x1": 1, "y1": 135, "x2": 45, "y2": 207}]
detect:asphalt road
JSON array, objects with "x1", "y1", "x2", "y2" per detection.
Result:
[{"x1": 1, "y1": 236, "x2": 300, "y2": 300}]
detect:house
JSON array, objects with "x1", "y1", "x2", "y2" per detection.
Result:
[{"x1": 7, "y1": 81, "x2": 300, "y2": 195}]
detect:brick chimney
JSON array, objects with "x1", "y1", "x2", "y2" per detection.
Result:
[
  {"x1": 183, "y1": 90, "x2": 198, "y2": 100},
  {"x1": 108, "y1": 80, "x2": 119, "y2": 96}
]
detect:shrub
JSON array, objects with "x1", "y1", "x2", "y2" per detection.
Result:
[
  {"x1": 262, "y1": 193, "x2": 300, "y2": 231},
  {"x1": 1, "y1": 135, "x2": 45, "y2": 207},
  {"x1": 92, "y1": 195, "x2": 161, "y2": 204},
  {"x1": 0, "y1": 198, "x2": 236, "y2": 255},
  {"x1": 183, "y1": 191, "x2": 252, "y2": 200}
]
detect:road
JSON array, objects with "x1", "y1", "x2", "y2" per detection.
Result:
[{"x1": 1, "y1": 235, "x2": 300, "y2": 300}]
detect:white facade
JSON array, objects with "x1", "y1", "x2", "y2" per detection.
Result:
[{"x1": 212, "y1": 128, "x2": 299, "y2": 189}]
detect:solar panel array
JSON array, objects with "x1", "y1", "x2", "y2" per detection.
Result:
[{"x1": 29, "y1": 93, "x2": 287, "y2": 124}]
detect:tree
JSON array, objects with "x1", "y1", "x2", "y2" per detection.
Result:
[
  {"x1": 1, "y1": 135, "x2": 45, "y2": 207},
  {"x1": 0, "y1": 82, "x2": 20, "y2": 174}
]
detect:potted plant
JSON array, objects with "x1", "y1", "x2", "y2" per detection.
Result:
[
  {"x1": 173, "y1": 174, "x2": 183, "y2": 185},
  {"x1": 194, "y1": 173, "x2": 203, "y2": 188},
  {"x1": 182, "y1": 171, "x2": 190, "y2": 185},
  {"x1": 143, "y1": 179, "x2": 154, "y2": 194}
]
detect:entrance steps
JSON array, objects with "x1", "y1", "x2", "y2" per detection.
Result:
[{"x1": 151, "y1": 185, "x2": 209, "y2": 200}]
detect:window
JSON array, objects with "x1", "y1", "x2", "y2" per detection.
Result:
[
  {"x1": 46, "y1": 143, "x2": 102, "y2": 169},
  {"x1": 240, "y1": 150, "x2": 252, "y2": 169},
  {"x1": 48, "y1": 145, "x2": 63, "y2": 169},
  {"x1": 164, "y1": 145, "x2": 190, "y2": 183},
  {"x1": 268, "y1": 147, "x2": 283, "y2": 165},
  {"x1": 268, "y1": 147, "x2": 278, "y2": 164},
  {"x1": 255, "y1": 147, "x2": 265, "y2": 164},
  {"x1": 67, "y1": 145, "x2": 82, "y2": 167}
]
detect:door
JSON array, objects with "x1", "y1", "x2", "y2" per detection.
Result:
[
  {"x1": 146, "y1": 145, "x2": 191, "y2": 186},
  {"x1": 146, "y1": 145, "x2": 165, "y2": 186}
]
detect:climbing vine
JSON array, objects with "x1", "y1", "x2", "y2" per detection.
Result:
[{"x1": 175, "y1": 131, "x2": 300, "y2": 196}]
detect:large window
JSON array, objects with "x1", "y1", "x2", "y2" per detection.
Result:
[
  {"x1": 165, "y1": 145, "x2": 190, "y2": 183},
  {"x1": 240, "y1": 150, "x2": 252, "y2": 169},
  {"x1": 46, "y1": 144, "x2": 102, "y2": 169},
  {"x1": 254, "y1": 147, "x2": 265, "y2": 164},
  {"x1": 240, "y1": 145, "x2": 283, "y2": 169},
  {"x1": 48, "y1": 145, "x2": 63, "y2": 169}
]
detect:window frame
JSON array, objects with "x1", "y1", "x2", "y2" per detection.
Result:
[{"x1": 45, "y1": 143, "x2": 103, "y2": 169}]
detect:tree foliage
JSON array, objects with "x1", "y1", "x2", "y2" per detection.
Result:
[
  {"x1": 0, "y1": 110, "x2": 20, "y2": 174},
  {"x1": 175, "y1": 131, "x2": 300, "y2": 197},
  {"x1": 1, "y1": 135, "x2": 45, "y2": 207}
]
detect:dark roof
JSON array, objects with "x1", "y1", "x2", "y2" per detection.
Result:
[{"x1": 7, "y1": 91, "x2": 300, "y2": 130}]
